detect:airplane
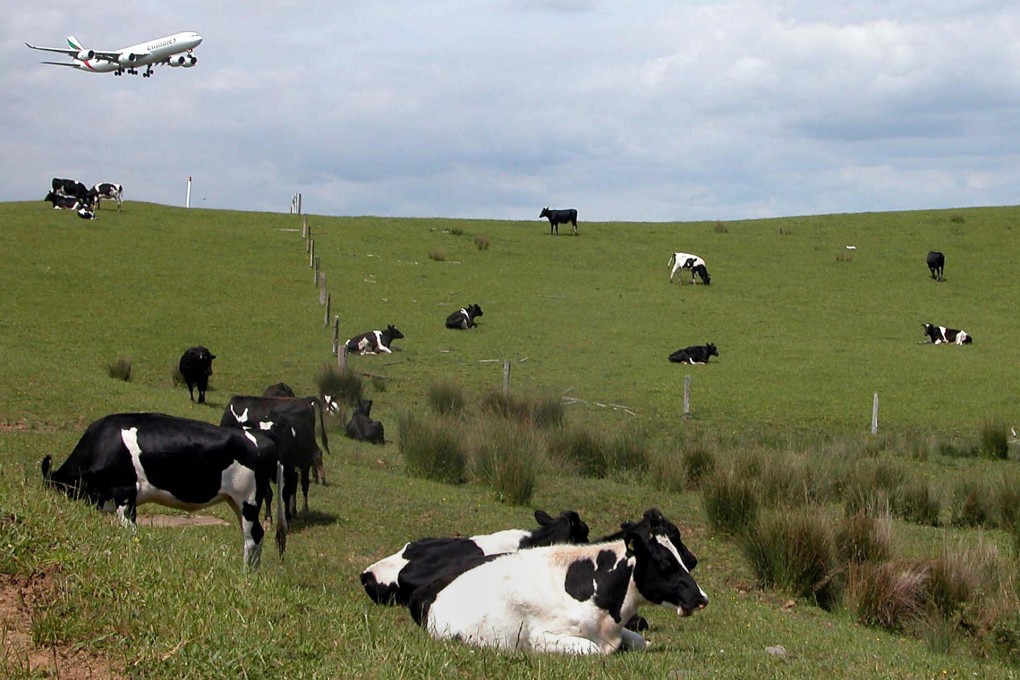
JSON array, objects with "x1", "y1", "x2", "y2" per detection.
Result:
[{"x1": 25, "y1": 31, "x2": 203, "y2": 77}]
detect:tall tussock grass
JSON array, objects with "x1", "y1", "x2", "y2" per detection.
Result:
[
  {"x1": 427, "y1": 381, "x2": 466, "y2": 417},
  {"x1": 468, "y1": 421, "x2": 540, "y2": 505},
  {"x1": 106, "y1": 357, "x2": 132, "y2": 382},
  {"x1": 980, "y1": 420, "x2": 1010, "y2": 459},
  {"x1": 317, "y1": 365, "x2": 364, "y2": 406},
  {"x1": 398, "y1": 413, "x2": 467, "y2": 484},
  {"x1": 742, "y1": 507, "x2": 841, "y2": 608},
  {"x1": 702, "y1": 470, "x2": 759, "y2": 536}
]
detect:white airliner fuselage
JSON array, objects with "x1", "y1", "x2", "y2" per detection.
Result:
[{"x1": 26, "y1": 31, "x2": 203, "y2": 76}]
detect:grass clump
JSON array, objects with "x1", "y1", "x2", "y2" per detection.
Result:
[
  {"x1": 398, "y1": 414, "x2": 467, "y2": 484},
  {"x1": 427, "y1": 381, "x2": 466, "y2": 416},
  {"x1": 428, "y1": 249, "x2": 446, "y2": 262},
  {"x1": 548, "y1": 427, "x2": 608, "y2": 478},
  {"x1": 317, "y1": 365, "x2": 363, "y2": 406},
  {"x1": 530, "y1": 395, "x2": 565, "y2": 428},
  {"x1": 106, "y1": 357, "x2": 132, "y2": 381},
  {"x1": 469, "y1": 422, "x2": 539, "y2": 505},
  {"x1": 836, "y1": 512, "x2": 892, "y2": 564},
  {"x1": 979, "y1": 420, "x2": 1010, "y2": 459},
  {"x1": 742, "y1": 507, "x2": 840, "y2": 608},
  {"x1": 847, "y1": 561, "x2": 927, "y2": 631},
  {"x1": 680, "y1": 443, "x2": 716, "y2": 489},
  {"x1": 479, "y1": 389, "x2": 530, "y2": 422},
  {"x1": 474, "y1": 234, "x2": 491, "y2": 250},
  {"x1": 702, "y1": 470, "x2": 759, "y2": 536},
  {"x1": 892, "y1": 480, "x2": 943, "y2": 526}
]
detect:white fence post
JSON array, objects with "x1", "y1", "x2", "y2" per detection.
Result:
[{"x1": 871, "y1": 393, "x2": 879, "y2": 434}]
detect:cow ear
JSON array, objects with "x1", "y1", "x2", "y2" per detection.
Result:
[{"x1": 534, "y1": 509, "x2": 553, "y2": 525}]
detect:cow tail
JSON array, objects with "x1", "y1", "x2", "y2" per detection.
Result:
[
  {"x1": 314, "y1": 399, "x2": 331, "y2": 457},
  {"x1": 274, "y1": 462, "x2": 287, "y2": 558}
]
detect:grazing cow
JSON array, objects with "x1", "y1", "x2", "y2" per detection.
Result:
[
  {"x1": 44, "y1": 191, "x2": 82, "y2": 210},
  {"x1": 40, "y1": 413, "x2": 285, "y2": 568},
  {"x1": 927, "y1": 251, "x2": 945, "y2": 282},
  {"x1": 445, "y1": 304, "x2": 483, "y2": 330},
  {"x1": 361, "y1": 509, "x2": 590, "y2": 606},
  {"x1": 408, "y1": 513, "x2": 707, "y2": 654},
  {"x1": 668, "y1": 343, "x2": 719, "y2": 365},
  {"x1": 344, "y1": 325, "x2": 404, "y2": 355},
  {"x1": 89, "y1": 183, "x2": 123, "y2": 211},
  {"x1": 345, "y1": 399, "x2": 385, "y2": 445},
  {"x1": 668, "y1": 252, "x2": 711, "y2": 285},
  {"x1": 51, "y1": 178, "x2": 90, "y2": 202},
  {"x1": 922, "y1": 323, "x2": 972, "y2": 345},
  {"x1": 178, "y1": 346, "x2": 216, "y2": 404},
  {"x1": 221, "y1": 394, "x2": 332, "y2": 493},
  {"x1": 243, "y1": 413, "x2": 316, "y2": 522},
  {"x1": 539, "y1": 207, "x2": 578, "y2": 236}
]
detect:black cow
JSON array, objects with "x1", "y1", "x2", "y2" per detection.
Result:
[
  {"x1": 51, "y1": 178, "x2": 89, "y2": 202},
  {"x1": 241, "y1": 412, "x2": 317, "y2": 522},
  {"x1": 41, "y1": 413, "x2": 285, "y2": 568},
  {"x1": 344, "y1": 325, "x2": 404, "y2": 355},
  {"x1": 927, "y1": 251, "x2": 945, "y2": 282},
  {"x1": 263, "y1": 382, "x2": 296, "y2": 398},
  {"x1": 445, "y1": 304, "x2": 483, "y2": 330},
  {"x1": 922, "y1": 323, "x2": 972, "y2": 345},
  {"x1": 361, "y1": 509, "x2": 590, "y2": 606},
  {"x1": 669, "y1": 343, "x2": 718, "y2": 364},
  {"x1": 89, "y1": 183, "x2": 123, "y2": 211},
  {"x1": 178, "y1": 346, "x2": 216, "y2": 403},
  {"x1": 345, "y1": 399, "x2": 385, "y2": 445},
  {"x1": 539, "y1": 207, "x2": 578, "y2": 236},
  {"x1": 221, "y1": 394, "x2": 332, "y2": 494},
  {"x1": 44, "y1": 191, "x2": 82, "y2": 210}
]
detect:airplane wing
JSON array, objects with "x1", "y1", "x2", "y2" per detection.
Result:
[
  {"x1": 40, "y1": 60, "x2": 82, "y2": 68},
  {"x1": 25, "y1": 42, "x2": 78, "y2": 56},
  {"x1": 93, "y1": 50, "x2": 143, "y2": 63}
]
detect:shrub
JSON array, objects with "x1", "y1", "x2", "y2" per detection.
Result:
[
  {"x1": 680, "y1": 444, "x2": 716, "y2": 489},
  {"x1": 106, "y1": 357, "x2": 132, "y2": 382},
  {"x1": 470, "y1": 422, "x2": 539, "y2": 505},
  {"x1": 847, "y1": 561, "x2": 926, "y2": 631},
  {"x1": 741, "y1": 508, "x2": 840, "y2": 608},
  {"x1": 427, "y1": 381, "x2": 466, "y2": 417},
  {"x1": 836, "y1": 512, "x2": 892, "y2": 564},
  {"x1": 950, "y1": 214, "x2": 966, "y2": 224},
  {"x1": 474, "y1": 235, "x2": 491, "y2": 250},
  {"x1": 530, "y1": 395, "x2": 565, "y2": 428},
  {"x1": 428, "y1": 249, "x2": 446, "y2": 262},
  {"x1": 479, "y1": 389, "x2": 530, "y2": 422},
  {"x1": 548, "y1": 427, "x2": 608, "y2": 478},
  {"x1": 317, "y1": 365, "x2": 363, "y2": 406},
  {"x1": 979, "y1": 420, "x2": 1010, "y2": 460},
  {"x1": 892, "y1": 480, "x2": 942, "y2": 526},
  {"x1": 702, "y1": 470, "x2": 759, "y2": 536},
  {"x1": 398, "y1": 414, "x2": 467, "y2": 484}
]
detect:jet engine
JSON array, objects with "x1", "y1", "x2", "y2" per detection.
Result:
[
  {"x1": 117, "y1": 52, "x2": 138, "y2": 66},
  {"x1": 76, "y1": 49, "x2": 95, "y2": 61},
  {"x1": 168, "y1": 54, "x2": 197, "y2": 67}
]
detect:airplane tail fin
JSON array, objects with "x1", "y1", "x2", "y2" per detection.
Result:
[{"x1": 66, "y1": 35, "x2": 84, "y2": 51}]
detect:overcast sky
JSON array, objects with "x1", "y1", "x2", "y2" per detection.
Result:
[{"x1": 4, "y1": 1, "x2": 1019, "y2": 222}]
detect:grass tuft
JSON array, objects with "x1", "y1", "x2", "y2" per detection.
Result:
[
  {"x1": 474, "y1": 235, "x2": 491, "y2": 250},
  {"x1": 317, "y1": 365, "x2": 364, "y2": 406},
  {"x1": 427, "y1": 381, "x2": 466, "y2": 416},
  {"x1": 398, "y1": 413, "x2": 467, "y2": 484},
  {"x1": 106, "y1": 357, "x2": 132, "y2": 382}
]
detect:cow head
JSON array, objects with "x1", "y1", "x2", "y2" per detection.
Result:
[
  {"x1": 694, "y1": 264, "x2": 711, "y2": 285},
  {"x1": 625, "y1": 522, "x2": 708, "y2": 617},
  {"x1": 523, "y1": 509, "x2": 590, "y2": 548},
  {"x1": 469, "y1": 304, "x2": 483, "y2": 319},
  {"x1": 540, "y1": 208, "x2": 550, "y2": 219},
  {"x1": 706, "y1": 343, "x2": 719, "y2": 359},
  {"x1": 386, "y1": 325, "x2": 405, "y2": 340}
]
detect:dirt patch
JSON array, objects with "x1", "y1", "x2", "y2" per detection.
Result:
[
  {"x1": 0, "y1": 421, "x2": 29, "y2": 433},
  {"x1": 0, "y1": 570, "x2": 123, "y2": 679},
  {"x1": 137, "y1": 513, "x2": 229, "y2": 528}
]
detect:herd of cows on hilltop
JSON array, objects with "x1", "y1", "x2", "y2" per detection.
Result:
[
  {"x1": 44, "y1": 176, "x2": 124, "y2": 220},
  {"x1": 35, "y1": 201, "x2": 974, "y2": 654}
]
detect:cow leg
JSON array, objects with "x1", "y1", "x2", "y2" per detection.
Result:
[
  {"x1": 313, "y1": 448, "x2": 326, "y2": 485},
  {"x1": 282, "y1": 467, "x2": 298, "y2": 522},
  {"x1": 300, "y1": 466, "x2": 310, "y2": 518},
  {"x1": 112, "y1": 491, "x2": 138, "y2": 528},
  {"x1": 620, "y1": 628, "x2": 648, "y2": 652},
  {"x1": 226, "y1": 495, "x2": 265, "y2": 570},
  {"x1": 531, "y1": 633, "x2": 606, "y2": 655}
]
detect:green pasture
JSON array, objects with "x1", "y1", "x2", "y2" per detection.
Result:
[{"x1": 1, "y1": 200, "x2": 1018, "y2": 678}]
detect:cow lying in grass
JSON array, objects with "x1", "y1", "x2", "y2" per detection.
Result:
[
  {"x1": 921, "y1": 323, "x2": 972, "y2": 345},
  {"x1": 408, "y1": 508, "x2": 707, "y2": 654},
  {"x1": 344, "y1": 325, "x2": 404, "y2": 355},
  {"x1": 445, "y1": 304, "x2": 483, "y2": 329},
  {"x1": 669, "y1": 343, "x2": 718, "y2": 364}
]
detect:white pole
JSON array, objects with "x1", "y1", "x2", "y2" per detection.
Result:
[
  {"x1": 186, "y1": 176, "x2": 192, "y2": 208},
  {"x1": 871, "y1": 393, "x2": 879, "y2": 434}
]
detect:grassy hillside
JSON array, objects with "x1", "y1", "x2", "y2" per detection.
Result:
[{"x1": 1, "y1": 201, "x2": 1017, "y2": 678}]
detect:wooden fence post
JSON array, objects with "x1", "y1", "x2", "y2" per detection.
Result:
[
  {"x1": 324, "y1": 293, "x2": 331, "y2": 325},
  {"x1": 502, "y1": 360, "x2": 511, "y2": 396},
  {"x1": 871, "y1": 392, "x2": 879, "y2": 434},
  {"x1": 683, "y1": 375, "x2": 692, "y2": 419},
  {"x1": 318, "y1": 272, "x2": 327, "y2": 304},
  {"x1": 302, "y1": 215, "x2": 308, "y2": 239},
  {"x1": 338, "y1": 345, "x2": 348, "y2": 374},
  {"x1": 332, "y1": 316, "x2": 340, "y2": 355},
  {"x1": 313, "y1": 256, "x2": 320, "y2": 285}
]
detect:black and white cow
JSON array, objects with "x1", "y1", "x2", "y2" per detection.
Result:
[
  {"x1": 927, "y1": 251, "x2": 945, "y2": 282},
  {"x1": 445, "y1": 304, "x2": 483, "y2": 330},
  {"x1": 263, "y1": 382, "x2": 296, "y2": 398},
  {"x1": 922, "y1": 323, "x2": 972, "y2": 345},
  {"x1": 89, "y1": 183, "x2": 123, "y2": 211},
  {"x1": 345, "y1": 399, "x2": 385, "y2": 445},
  {"x1": 668, "y1": 252, "x2": 711, "y2": 285},
  {"x1": 240, "y1": 413, "x2": 315, "y2": 522},
  {"x1": 76, "y1": 206, "x2": 96, "y2": 221},
  {"x1": 361, "y1": 509, "x2": 591, "y2": 606},
  {"x1": 344, "y1": 325, "x2": 404, "y2": 355},
  {"x1": 220, "y1": 394, "x2": 332, "y2": 493},
  {"x1": 44, "y1": 191, "x2": 82, "y2": 210},
  {"x1": 539, "y1": 207, "x2": 578, "y2": 236},
  {"x1": 408, "y1": 513, "x2": 707, "y2": 654},
  {"x1": 178, "y1": 346, "x2": 216, "y2": 404},
  {"x1": 669, "y1": 343, "x2": 718, "y2": 364},
  {"x1": 40, "y1": 413, "x2": 285, "y2": 568},
  {"x1": 51, "y1": 178, "x2": 90, "y2": 202}
]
